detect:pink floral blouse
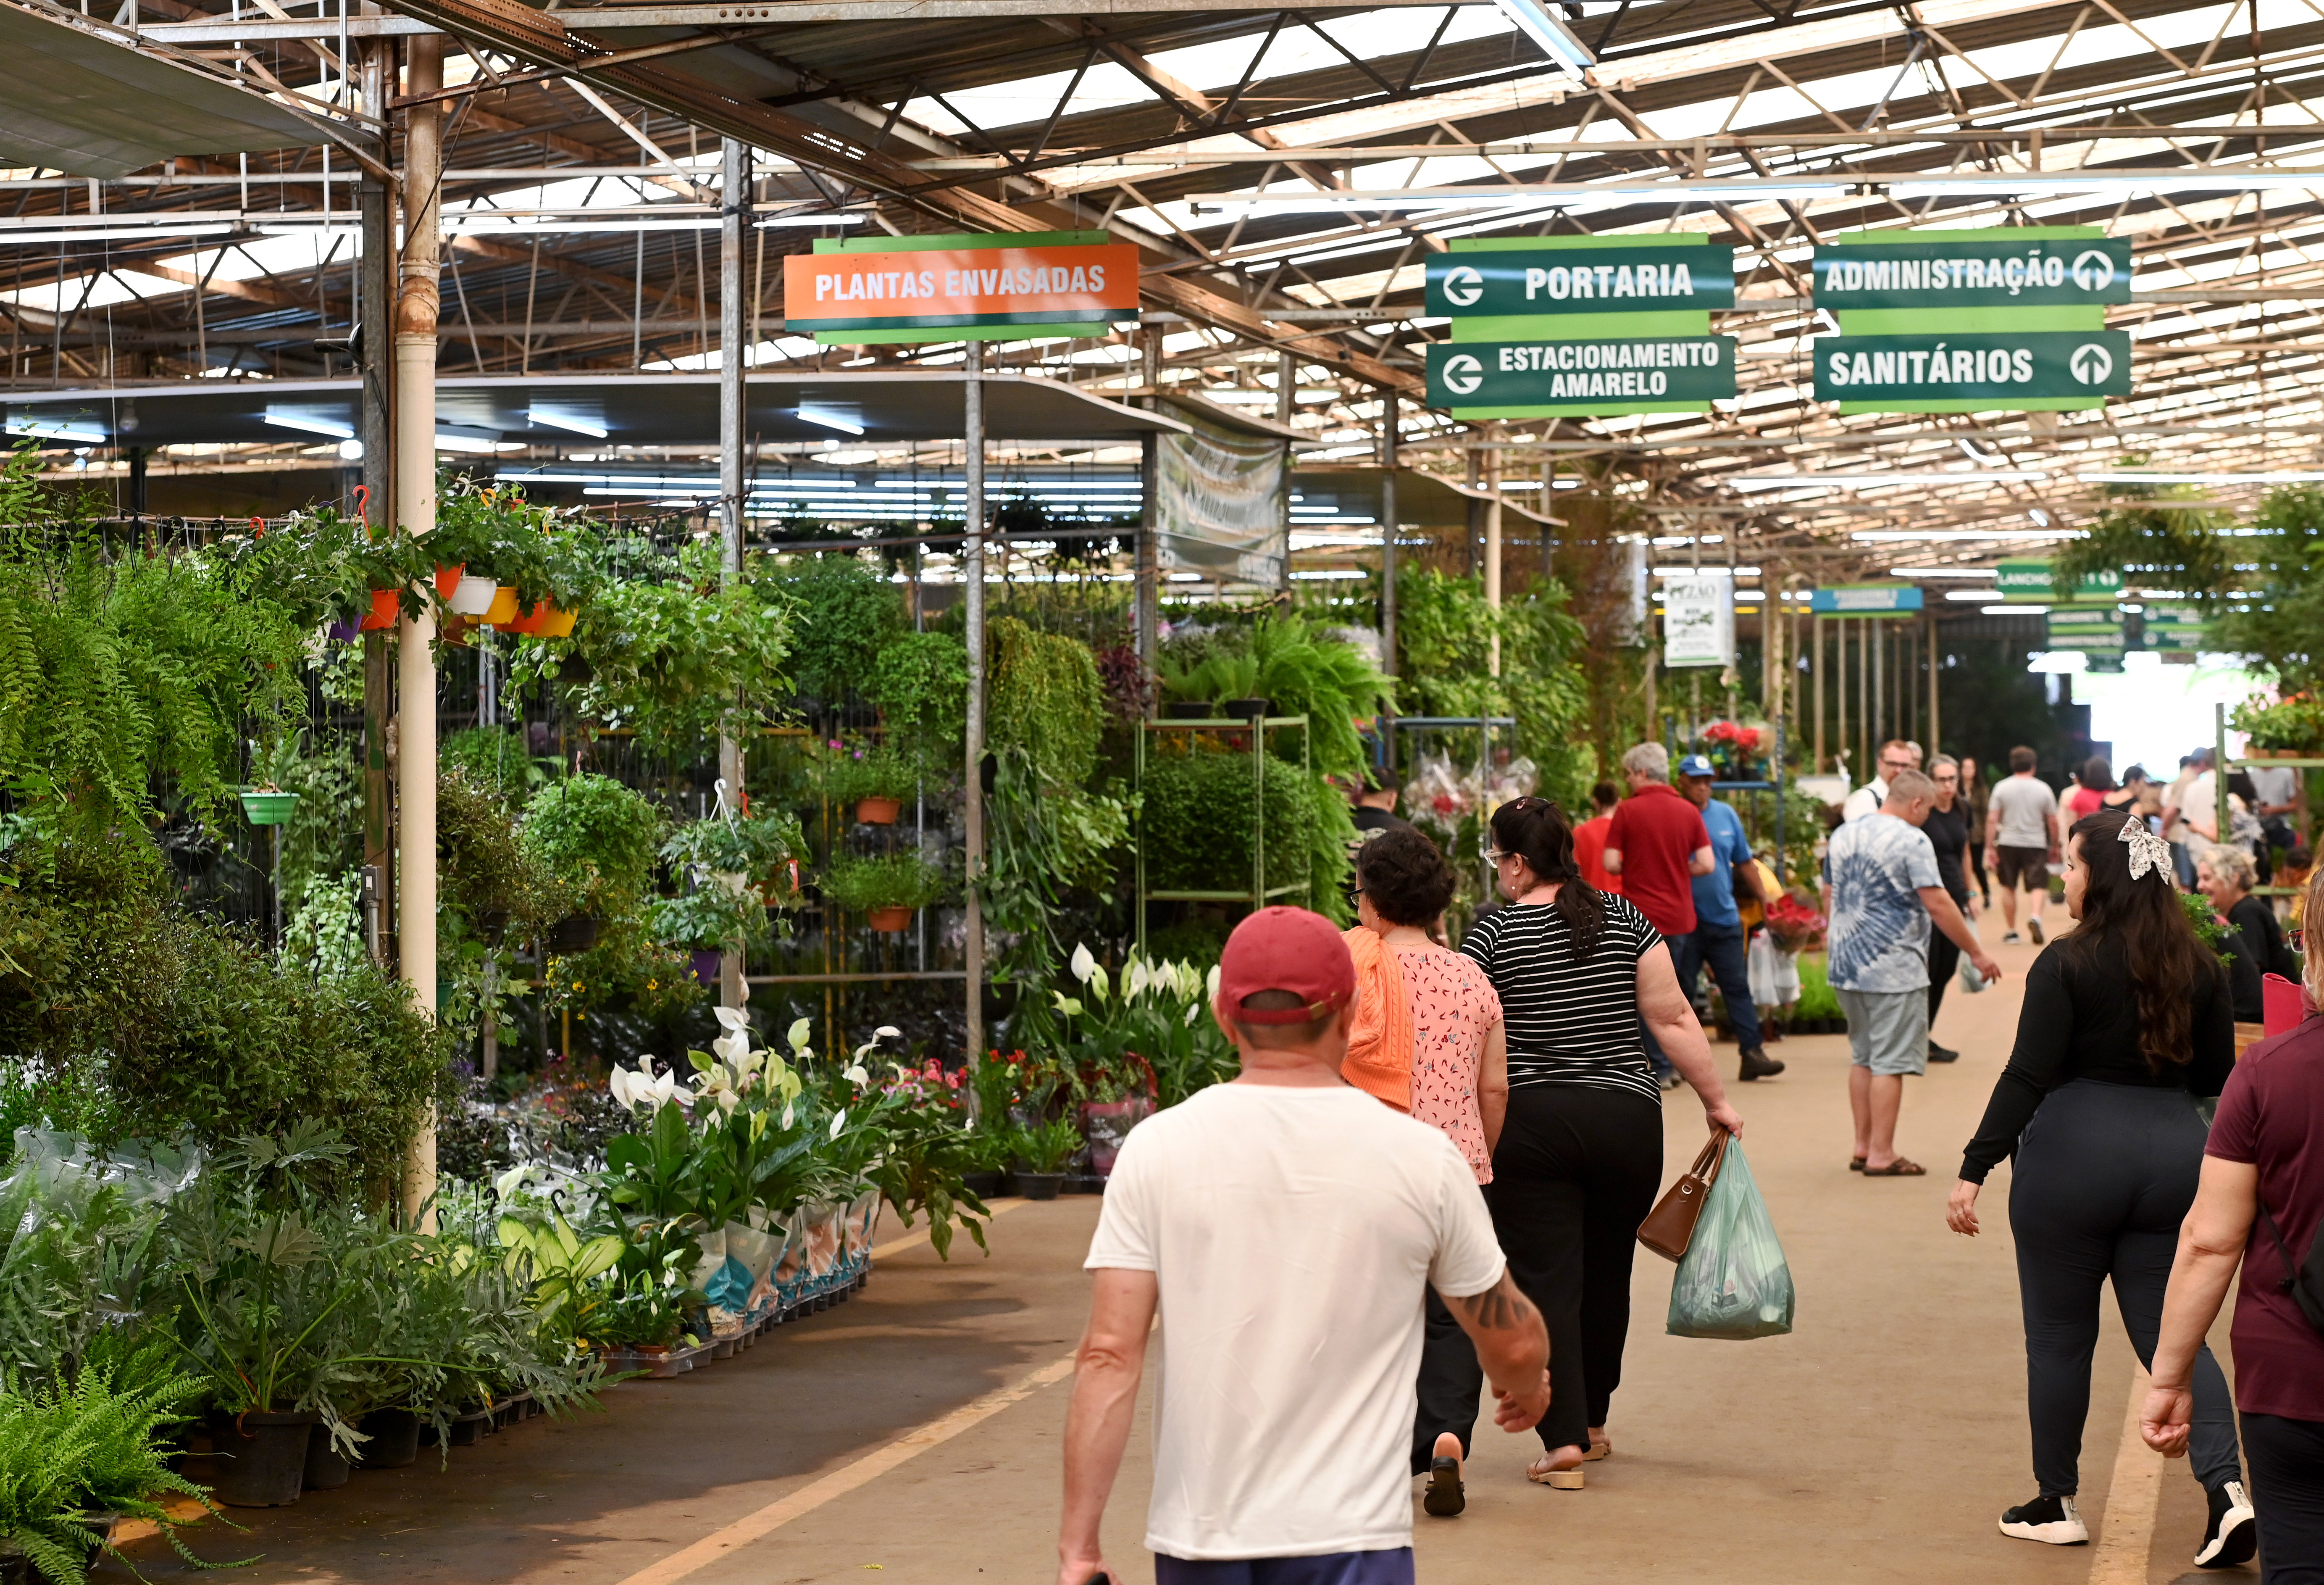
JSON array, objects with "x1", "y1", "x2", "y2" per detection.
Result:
[{"x1": 1394, "y1": 943, "x2": 1502, "y2": 1184}]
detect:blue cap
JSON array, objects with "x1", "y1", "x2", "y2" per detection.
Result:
[{"x1": 1677, "y1": 754, "x2": 1717, "y2": 778}]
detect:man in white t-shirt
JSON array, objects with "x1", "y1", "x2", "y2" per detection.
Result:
[
  {"x1": 1842, "y1": 739, "x2": 1921, "y2": 823},
  {"x1": 1057, "y1": 907, "x2": 1550, "y2": 1585}
]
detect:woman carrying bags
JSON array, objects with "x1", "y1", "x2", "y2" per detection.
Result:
[
  {"x1": 1947, "y1": 808, "x2": 2256, "y2": 1566},
  {"x1": 1459, "y1": 797, "x2": 1743, "y2": 1490},
  {"x1": 1344, "y1": 826, "x2": 1508, "y2": 1517}
]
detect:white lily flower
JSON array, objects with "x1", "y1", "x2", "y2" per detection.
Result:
[
  {"x1": 712, "y1": 1005, "x2": 751, "y2": 1035},
  {"x1": 781, "y1": 1101, "x2": 796, "y2": 1129},
  {"x1": 711, "y1": 1027, "x2": 752, "y2": 1068},
  {"x1": 786, "y1": 1016, "x2": 814, "y2": 1055},
  {"x1": 1180, "y1": 961, "x2": 1206, "y2": 1001},
  {"x1": 829, "y1": 1108, "x2": 848, "y2": 1140},
  {"x1": 1183, "y1": 1001, "x2": 1200, "y2": 1026},
  {"x1": 1206, "y1": 963, "x2": 1223, "y2": 1003},
  {"x1": 493, "y1": 1164, "x2": 532, "y2": 1199},
  {"x1": 873, "y1": 1024, "x2": 902, "y2": 1040},
  {"x1": 1087, "y1": 962, "x2": 1111, "y2": 1002},
  {"x1": 1070, "y1": 942, "x2": 1096, "y2": 983},
  {"x1": 843, "y1": 1063, "x2": 870, "y2": 1086},
  {"x1": 1125, "y1": 958, "x2": 1151, "y2": 1000}
]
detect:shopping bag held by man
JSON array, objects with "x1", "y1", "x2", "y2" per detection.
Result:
[{"x1": 1666, "y1": 1138, "x2": 1795, "y2": 1340}]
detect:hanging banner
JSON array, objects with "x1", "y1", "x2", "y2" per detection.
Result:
[
  {"x1": 1427, "y1": 337, "x2": 1735, "y2": 410},
  {"x1": 786, "y1": 231, "x2": 1138, "y2": 343},
  {"x1": 1661, "y1": 577, "x2": 1734, "y2": 668},
  {"x1": 1815, "y1": 331, "x2": 2131, "y2": 403},
  {"x1": 1995, "y1": 560, "x2": 2124, "y2": 604},
  {"x1": 1153, "y1": 398, "x2": 1287, "y2": 588},
  {"x1": 1425, "y1": 245, "x2": 1735, "y2": 317},
  {"x1": 1813, "y1": 238, "x2": 2132, "y2": 310},
  {"x1": 1808, "y1": 584, "x2": 1924, "y2": 614}
]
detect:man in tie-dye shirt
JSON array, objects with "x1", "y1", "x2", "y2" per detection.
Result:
[{"x1": 1821, "y1": 769, "x2": 2002, "y2": 1176}]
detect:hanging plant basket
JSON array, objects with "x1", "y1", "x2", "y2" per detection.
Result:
[
  {"x1": 546, "y1": 915, "x2": 602, "y2": 953},
  {"x1": 689, "y1": 948, "x2": 723, "y2": 986},
  {"x1": 239, "y1": 788, "x2": 300, "y2": 826},
  {"x1": 855, "y1": 796, "x2": 901, "y2": 825},
  {"x1": 447, "y1": 571, "x2": 500, "y2": 616},
  {"x1": 358, "y1": 587, "x2": 400, "y2": 631},
  {"x1": 865, "y1": 905, "x2": 913, "y2": 932},
  {"x1": 481, "y1": 585, "x2": 520, "y2": 625},
  {"x1": 433, "y1": 563, "x2": 465, "y2": 600},
  {"x1": 500, "y1": 599, "x2": 577, "y2": 637}
]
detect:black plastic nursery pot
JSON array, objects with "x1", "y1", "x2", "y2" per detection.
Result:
[
  {"x1": 447, "y1": 1407, "x2": 494, "y2": 1447},
  {"x1": 547, "y1": 914, "x2": 602, "y2": 953},
  {"x1": 211, "y1": 1410, "x2": 319, "y2": 1507},
  {"x1": 960, "y1": 1170, "x2": 1004, "y2": 1199},
  {"x1": 355, "y1": 1407, "x2": 421, "y2": 1470},
  {"x1": 1016, "y1": 1172, "x2": 1064, "y2": 1201},
  {"x1": 1223, "y1": 697, "x2": 1272, "y2": 722},
  {"x1": 302, "y1": 1424, "x2": 350, "y2": 1490},
  {"x1": 1165, "y1": 700, "x2": 1214, "y2": 719}
]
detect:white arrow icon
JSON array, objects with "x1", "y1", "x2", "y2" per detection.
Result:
[
  {"x1": 2070, "y1": 343, "x2": 2113, "y2": 384},
  {"x1": 2071, "y1": 249, "x2": 2114, "y2": 293},
  {"x1": 1441, "y1": 354, "x2": 1483, "y2": 396},
  {"x1": 1441, "y1": 266, "x2": 1484, "y2": 308}
]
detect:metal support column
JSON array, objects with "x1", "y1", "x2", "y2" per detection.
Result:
[
  {"x1": 962, "y1": 345, "x2": 987, "y2": 1066},
  {"x1": 1136, "y1": 321, "x2": 1161, "y2": 700},
  {"x1": 717, "y1": 135, "x2": 748, "y2": 1013},
  {"x1": 1483, "y1": 443, "x2": 1502, "y2": 680}
]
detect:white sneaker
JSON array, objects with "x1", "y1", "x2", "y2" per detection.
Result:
[
  {"x1": 1999, "y1": 1493, "x2": 2087, "y2": 1545},
  {"x1": 2195, "y1": 1480, "x2": 2258, "y2": 1568},
  {"x1": 2003, "y1": 931, "x2": 2023, "y2": 945}
]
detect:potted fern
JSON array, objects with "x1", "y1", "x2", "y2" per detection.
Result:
[
  {"x1": 820, "y1": 739, "x2": 920, "y2": 825},
  {"x1": 821, "y1": 852, "x2": 947, "y2": 932},
  {"x1": 1008, "y1": 1116, "x2": 1083, "y2": 1201}
]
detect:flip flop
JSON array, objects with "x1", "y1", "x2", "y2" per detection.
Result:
[
  {"x1": 1528, "y1": 1463, "x2": 1585, "y2": 1490},
  {"x1": 1583, "y1": 1438, "x2": 1612, "y2": 1462},
  {"x1": 1849, "y1": 1157, "x2": 1866, "y2": 1171},
  {"x1": 1861, "y1": 1158, "x2": 1927, "y2": 1176},
  {"x1": 1423, "y1": 1455, "x2": 1464, "y2": 1517}
]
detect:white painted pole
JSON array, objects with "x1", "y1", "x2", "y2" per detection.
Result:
[
  {"x1": 962, "y1": 345, "x2": 986, "y2": 1067},
  {"x1": 396, "y1": 33, "x2": 444, "y2": 1226},
  {"x1": 718, "y1": 135, "x2": 749, "y2": 1013}
]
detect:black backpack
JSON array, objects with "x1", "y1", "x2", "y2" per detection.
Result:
[{"x1": 2257, "y1": 1199, "x2": 2324, "y2": 1338}]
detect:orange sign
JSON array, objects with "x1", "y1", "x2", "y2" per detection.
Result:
[{"x1": 784, "y1": 242, "x2": 1140, "y2": 333}]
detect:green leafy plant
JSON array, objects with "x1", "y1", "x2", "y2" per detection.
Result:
[
  {"x1": 771, "y1": 554, "x2": 903, "y2": 706},
  {"x1": 2229, "y1": 693, "x2": 2324, "y2": 753},
  {"x1": 1010, "y1": 1115, "x2": 1084, "y2": 1174},
  {"x1": 440, "y1": 727, "x2": 562, "y2": 806},
  {"x1": 818, "y1": 738, "x2": 920, "y2": 806},
  {"x1": 648, "y1": 885, "x2": 769, "y2": 953},
  {"x1": 866, "y1": 631, "x2": 968, "y2": 779},
  {"x1": 820, "y1": 852, "x2": 948, "y2": 914},
  {"x1": 518, "y1": 773, "x2": 662, "y2": 922},
  {"x1": 989, "y1": 616, "x2": 1107, "y2": 791}
]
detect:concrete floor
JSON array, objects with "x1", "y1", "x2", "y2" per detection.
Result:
[{"x1": 117, "y1": 893, "x2": 2251, "y2": 1585}]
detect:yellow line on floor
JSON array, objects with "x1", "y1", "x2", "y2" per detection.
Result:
[
  {"x1": 2089, "y1": 1366, "x2": 2161, "y2": 1585},
  {"x1": 868, "y1": 1193, "x2": 1031, "y2": 1261},
  {"x1": 611, "y1": 1347, "x2": 1081, "y2": 1585}
]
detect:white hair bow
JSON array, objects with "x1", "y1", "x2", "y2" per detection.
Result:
[{"x1": 2119, "y1": 814, "x2": 2172, "y2": 881}]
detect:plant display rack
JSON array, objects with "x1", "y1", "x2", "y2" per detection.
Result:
[{"x1": 1133, "y1": 714, "x2": 1311, "y2": 958}]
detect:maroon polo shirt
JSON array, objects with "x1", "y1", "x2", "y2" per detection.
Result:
[
  {"x1": 1604, "y1": 782, "x2": 1711, "y2": 937},
  {"x1": 2206, "y1": 1015, "x2": 2324, "y2": 1422}
]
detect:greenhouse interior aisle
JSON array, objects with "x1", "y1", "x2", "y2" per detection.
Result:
[{"x1": 110, "y1": 911, "x2": 2231, "y2": 1585}]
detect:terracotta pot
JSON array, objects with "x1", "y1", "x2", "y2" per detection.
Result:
[
  {"x1": 358, "y1": 587, "x2": 400, "y2": 631},
  {"x1": 865, "y1": 905, "x2": 912, "y2": 932},
  {"x1": 433, "y1": 563, "x2": 465, "y2": 600},
  {"x1": 855, "y1": 795, "x2": 901, "y2": 825}
]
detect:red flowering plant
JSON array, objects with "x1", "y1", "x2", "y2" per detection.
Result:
[
  {"x1": 1762, "y1": 892, "x2": 1827, "y2": 953},
  {"x1": 1697, "y1": 719, "x2": 1770, "y2": 780}
]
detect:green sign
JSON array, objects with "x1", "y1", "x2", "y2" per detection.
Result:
[
  {"x1": 1426, "y1": 246, "x2": 1733, "y2": 317},
  {"x1": 1427, "y1": 338, "x2": 1735, "y2": 410},
  {"x1": 2047, "y1": 606, "x2": 2126, "y2": 671},
  {"x1": 1814, "y1": 238, "x2": 2131, "y2": 309},
  {"x1": 1816, "y1": 332, "x2": 2130, "y2": 402},
  {"x1": 1995, "y1": 560, "x2": 2124, "y2": 604},
  {"x1": 2140, "y1": 606, "x2": 2210, "y2": 653}
]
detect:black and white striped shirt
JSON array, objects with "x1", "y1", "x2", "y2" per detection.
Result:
[{"x1": 1459, "y1": 894, "x2": 1664, "y2": 1104}]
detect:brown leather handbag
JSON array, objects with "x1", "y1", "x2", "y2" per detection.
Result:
[{"x1": 1637, "y1": 1129, "x2": 1730, "y2": 1262}]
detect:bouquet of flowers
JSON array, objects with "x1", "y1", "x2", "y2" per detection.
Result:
[{"x1": 1762, "y1": 892, "x2": 1826, "y2": 953}]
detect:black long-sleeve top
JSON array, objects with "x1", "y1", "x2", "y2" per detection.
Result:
[
  {"x1": 2228, "y1": 895, "x2": 2299, "y2": 982},
  {"x1": 1959, "y1": 933, "x2": 2234, "y2": 1183}
]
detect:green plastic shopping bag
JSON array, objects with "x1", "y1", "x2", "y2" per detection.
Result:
[{"x1": 1665, "y1": 1138, "x2": 1794, "y2": 1340}]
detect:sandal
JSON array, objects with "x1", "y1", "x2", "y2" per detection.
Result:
[
  {"x1": 1849, "y1": 1157, "x2": 1866, "y2": 1172},
  {"x1": 1423, "y1": 1454, "x2": 1464, "y2": 1517},
  {"x1": 1861, "y1": 1158, "x2": 1927, "y2": 1176},
  {"x1": 1527, "y1": 1457, "x2": 1585, "y2": 1490},
  {"x1": 1583, "y1": 1438, "x2": 1612, "y2": 1462}
]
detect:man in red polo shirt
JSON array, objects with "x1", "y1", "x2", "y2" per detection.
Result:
[{"x1": 1602, "y1": 742, "x2": 1714, "y2": 1085}]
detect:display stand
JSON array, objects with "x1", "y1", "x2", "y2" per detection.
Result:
[
  {"x1": 1134, "y1": 714, "x2": 1311, "y2": 958},
  {"x1": 1390, "y1": 715, "x2": 1516, "y2": 903}
]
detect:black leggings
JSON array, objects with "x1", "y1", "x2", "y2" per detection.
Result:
[
  {"x1": 2009, "y1": 1080, "x2": 2242, "y2": 1497},
  {"x1": 1412, "y1": 1288, "x2": 1481, "y2": 1474},
  {"x1": 2246, "y1": 1412, "x2": 2324, "y2": 1585},
  {"x1": 1488, "y1": 1083, "x2": 1664, "y2": 1454},
  {"x1": 1928, "y1": 929, "x2": 1961, "y2": 1024}
]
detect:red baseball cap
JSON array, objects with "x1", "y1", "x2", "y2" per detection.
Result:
[{"x1": 1217, "y1": 906, "x2": 1356, "y2": 1024}]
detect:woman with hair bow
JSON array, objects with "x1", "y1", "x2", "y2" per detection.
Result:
[{"x1": 1946, "y1": 809, "x2": 2256, "y2": 1567}]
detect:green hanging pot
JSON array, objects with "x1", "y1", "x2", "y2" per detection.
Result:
[{"x1": 239, "y1": 789, "x2": 301, "y2": 826}]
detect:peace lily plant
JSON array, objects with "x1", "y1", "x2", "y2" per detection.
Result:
[{"x1": 1051, "y1": 944, "x2": 1237, "y2": 1106}]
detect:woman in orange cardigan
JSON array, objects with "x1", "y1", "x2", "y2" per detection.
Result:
[{"x1": 1345, "y1": 826, "x2": 1509, "y2": 1519}]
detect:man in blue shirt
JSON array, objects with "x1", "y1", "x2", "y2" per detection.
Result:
[{"x1": 1676, "y1": 756, "x2": 1783, "y2": 1082}]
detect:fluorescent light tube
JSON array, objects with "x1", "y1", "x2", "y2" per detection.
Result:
[
  {"x1": 528, "y1": 408, "x2": 609, "y2": 439},
  {"x1": 1732, "y1": 471, "x2": 2048, "y2": 488},
  {"x1": 753, "y1": 212, "x2": 870, "y2": 227},
  {"x1": 1855, "y1": 529, "x2": 2080, "y2": 541},
  {"x1": 1491, "y1": 0, "x2": 1593, "y2": 78},
  {"x1": 2079, "y1": 470, "x2": 2324, "y2": 483},
  {"x1": 795, "y1": 407, "x2": 865, "y2": 436},
  {"x1": 264, "y1": 410, "x2": 355, "y2": 440}
]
